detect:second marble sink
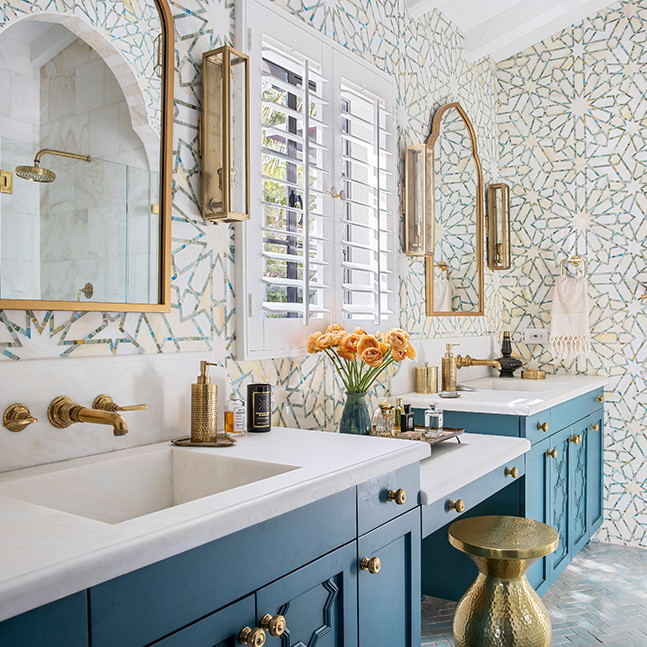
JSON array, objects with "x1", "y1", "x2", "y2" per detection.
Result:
[
  {"x1": 465, "y1": 377, "x2": 569, "y2": 393},
  {"x1": 0, "y1": 446, "x2": 298, "y2": 524}
]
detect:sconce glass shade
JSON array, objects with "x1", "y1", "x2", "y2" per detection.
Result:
[
  {"x1": 486, "y1": 183, "x2": 511, "y2": 270},
  {"x1": 201, "y1": 46, "x2": 250, "y2": 223},
  {"x1": 404, "y1": 144, "x2": 434, "y2": 256}
]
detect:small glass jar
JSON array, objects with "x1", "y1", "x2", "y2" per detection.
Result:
[
  {"x1": 424, "y1": 402, "x2": 443, "y2": 437},
  {"x1": 373, "y1": 401, "x2": 394, "y2": 437}
]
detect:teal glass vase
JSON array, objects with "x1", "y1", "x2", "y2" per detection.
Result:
[{"x1": 339, "y1": 391, "x2": 371, "y2": 435}]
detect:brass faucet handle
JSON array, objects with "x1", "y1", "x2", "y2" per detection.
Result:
[
  {"x1": 260, "y1": 614, "x2": 286, "y2": 637},
  {"x1": 3, "y1": 404, "x2": 38, "y2": 432},
  {"x1": 93, "y1": 394, "x2": 148, "y2": 412}
]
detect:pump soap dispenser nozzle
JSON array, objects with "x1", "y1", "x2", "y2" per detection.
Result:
[{"x1": 191, "y1": 361, "x2": 219, "y2": 443}]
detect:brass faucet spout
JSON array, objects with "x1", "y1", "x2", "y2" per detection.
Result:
[
  {"x1": 456, "y1": 355, "x2": 502, "y2": 372},
  {"x1": 48, "y1": 396, "x2": 130, "y2": 436}
]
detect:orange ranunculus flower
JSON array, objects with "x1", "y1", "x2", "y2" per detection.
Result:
[
  {"x1": 357, "y1": 335, "x2": 380, "y2": 354},
  {"x1": 378, "y1": 339, "x2": 390, "y2": 355},
  {"x1": 405, "y1": 343, "x2": 416, "y2": 359},
  {"x1": 326, "y1": 323, "x2": 344, "y2": 333},
  {"x1": 391, "y1": 348, "x2": 408, "y2": 362},
  {"x1": 386, "y1": 328, "x2": 409, "y2": 352},
  {"x1": 354, "y1": 327, "x2": 367, "y2": 335},
  {"x1": 337, "y1": 346, "x2": 356, "y2": 361},
  {"x1": 341, "y1": 332, "x2": 361, "y2": 353},
  {"x1": 316, "y1": 332, "x2": 340, "y2": 350},
  {"x1": 307, "y1": 332, "x2": 322, "y2": 353},
  {"x1": 360, "y1": 347, "x2": 383, "y2": 368}
]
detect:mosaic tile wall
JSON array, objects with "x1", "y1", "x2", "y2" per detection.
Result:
[{"x1": 497, "y1": 0, "x2": 647, "y2": 546}]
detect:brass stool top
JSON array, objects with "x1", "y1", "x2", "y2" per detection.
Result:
[{"x1": 448, "y1": 515, "x2": 559, "y2": 560}]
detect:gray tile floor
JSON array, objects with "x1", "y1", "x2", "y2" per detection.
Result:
[{"x1": 421, "y1": 542, "x2": 647, "y2": 646}]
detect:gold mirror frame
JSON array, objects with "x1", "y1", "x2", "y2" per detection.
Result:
[
  {"x1": 0, "y1": 0, "x2": 173, "y2": 313},
  {"x1": 424, "y1": 102, "x2": 484, "y2": 317}
]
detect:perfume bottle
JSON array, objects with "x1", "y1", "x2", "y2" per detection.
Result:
[
  {"x1": 401, "y1": 403, "x2": 415, "y2": 432},
  {"x1": 224, "y1": 390, "x2": 246, "y2": 436},
  {"x1": 392, "y1": 397, "x2": 404, "y2": 433},
  {"x1": 374, "y1": 401, "x2": 394, "y2": 437},
  {"x1": 424, "y1": 402, "x2": 443, "y2": 437}
]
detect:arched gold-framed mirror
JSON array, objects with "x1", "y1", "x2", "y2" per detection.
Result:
[
  {"x1": 424, "y1": 102, "x2": 484, "y2": 317},
  {"x1": 0, "y1": 0, "x2": 173, "y2": 312}
]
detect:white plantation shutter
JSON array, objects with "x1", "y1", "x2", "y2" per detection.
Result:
[{"x1": 237, "y1": 0, "x2": 397, "y2": 359}]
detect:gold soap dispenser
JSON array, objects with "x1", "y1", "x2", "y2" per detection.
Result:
[
  {"x1": 441, "y1": 343, "x2": 460, "y2": 393},
  {"x1": 191, "y1": 361, "x2": 219, "y2": 443}
]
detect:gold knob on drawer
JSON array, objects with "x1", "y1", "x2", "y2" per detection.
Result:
[
  {"x1": 570, "y1": 434, "x2": 583, "y2": 444},
  {"x1": 387, "y1": 488, "x2": 407, "y2": 505},
  {"x1": 261, "y1": 614, "x2": 286, "y2": 637},
  {"x1": 546, "y1": 449, "x2": 558, "y2": 459},
  {"x1": 505, "y1": 466, "x2": 520, "y2": 478},
  {"x1": 537, "y1": 422, "x2": 549, "y2": 433},
  {"x1": 240, "y1": 627, "x2": 266, "y2": 647},
  {"x1": 590, "y1": 424, "x2": 599, "y2": 431},
  {"x1": 448, "y1": 499, "x2": 465, "y2": 513},
  {"x1": 596, "y1": 395, "x2": 605, "y2": 403},
  {"x1": 360, "y1": 556, "x2": 382, "y2": 574}
]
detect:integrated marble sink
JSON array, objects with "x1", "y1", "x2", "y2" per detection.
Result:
[
  {"x1": 0, "y1": 446, "x2": 298, "y2": 524},
  {"x1": 465, "y1": 377, "x2": 568, "y2": 393}
]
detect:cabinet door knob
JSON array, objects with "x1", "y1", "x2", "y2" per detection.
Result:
[
  {"x1": 261, "y1": 614, "x2": 286, "y2": 637},
  {"x1": 537, "y1": 421, "x2": 549, "y2": 433},
  {"x1": 387, "y1": 488, "x2": 407, "y2": 505},
  {"x1": 505, "y1": 466, "x2": 520, "y2": 478},
  {"x1": 360, "y1": 556, "x2": 382, "y2": 574},
  {"x1": 569, "y1": 434, "x2": 581, "y2": 444},
  {"x1": 596, "y1": 395, "x2": 605, "y2": 403},
  {"x1": 546, "y1": 449, "x2": 558, "y2": 459},
  {"x1": 590, "y1": 423, "x2": 599, "y2": 431},
  {"x1": 448, "y1": 499, "x2": 465, "y2": 513},
  {"x1": 240, "y1": 627, "x2": 266, "y2": 647}
]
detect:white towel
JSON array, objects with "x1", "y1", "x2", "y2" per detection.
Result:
[
  {"x1": 435, "y1": 276, "x2": 454, "y2": 312},
  {"x1": 550, "y1": 274, "x2": 590, "y2": 361}
]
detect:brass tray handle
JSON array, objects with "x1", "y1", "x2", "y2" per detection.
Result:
[
  {"x1": 449, "y1": 499, "x2": 465, "y2": 513},
  {"x1": 505, "y1": 466, "x2": 520, "y2": 478},
  {"x1": 93, "y1": 394, "x2": 148, "y2": 412},
  {"x1": 546, "y1": 449, "x2": 558, "y2": 459},
  {"x1": 240, "y1": 626, "x2": 266, "y2": 647},
  {"x1": 360, "y1": 556, "x2": 382, "y2": 575},
  {"x1": 590, "y1": 423, "x2": 599, "y2": 431},
  {"x1": 261, "y1": 614, "x2": 286, "y2": 638},
  {"x1": 387, "y1": 488, "x2": 407, "y2": 505},
  {"x1": 537, "y1": 421, "x2": 549, "y2": 433}
]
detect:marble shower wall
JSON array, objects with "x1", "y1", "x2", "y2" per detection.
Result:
[{"x1": 497, "y1": 0, "x2": 647, "y2": 546}]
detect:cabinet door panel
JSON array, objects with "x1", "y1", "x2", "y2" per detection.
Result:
[
  {"x1": 548, "y1": 427, "x2": 571, "y2": 579},
  {"x1": 586, "y1": 411, "x2": 604, "y2": 533},
  {"x1": 358, "y1": 509, "x2": 421, "y2": 647},
  {"x1": 568, "y1": 422, "x2": 589, "y2": 554},
  {"x1": 255, "y1": 542, "x2": 357, "y2": 647},
  {"x1": 150, "y1": 596, "x2": 255, "y2": 647}
]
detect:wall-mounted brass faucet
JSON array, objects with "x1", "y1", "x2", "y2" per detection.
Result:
[
  {"x1": 441, "y1": 344, "x2": 502, "y2": 392},
  {"x1": 47, "y1": 395, "x2": 146, "y2": 436}
]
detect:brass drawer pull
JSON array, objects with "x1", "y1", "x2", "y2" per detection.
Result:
[
  {"x1": 261, "y1": 614, "x2": 286, "y2": 637},
  {"x1": 448, "y1": 499, "x2": 465, "y2": 513},
  {"x1": 596, "y1": 395, "x2": 605, "y2": 403},
  {"x1": 387, "y1": 488, "x2": 407, "y2": 505},
  {"x1": 546, "y1": 449, "x2": 558, "y2": 459},
  {"x1": 590, "y1": 423, "x2": 599, "y2": 431},
  {"x1": 537, "y1": 422, "x2": 549, "y2": 433},
  {"x1": 505, "y1": 466, "x2": 520, "y2": 478},
  {"x1": 240, "y1": 627, "x2": 266, "y2": 647},
  {"x1": 360, "y1": 556, "x2": 382, "y2": 574},
  {"x1": 569, "y1": 434, "x2": 583, "y2": 445}
]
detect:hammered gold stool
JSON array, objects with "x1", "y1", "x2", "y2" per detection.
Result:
[{"x1": 448, "y1": 516, "x2": 559, "y2": 647}]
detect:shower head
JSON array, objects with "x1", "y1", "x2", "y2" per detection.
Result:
[{"x1": 15, "y1": 149, "x2": 91, "y2": 183}]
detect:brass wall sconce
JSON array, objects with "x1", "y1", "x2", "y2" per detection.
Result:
[
  {"x1": 404, "y1": 144, "x2": 434, "y2": 256},
  {"x1": 201, "y1": 45, "x2": 250, "y2": 223},
  {"x1": 486, "y1": 183, "x2": 511, "y2": 270}
]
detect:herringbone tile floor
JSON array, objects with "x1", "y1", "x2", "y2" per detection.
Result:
[{"x1": 421, "y1": 542, "x2": 647, "y2": 646}]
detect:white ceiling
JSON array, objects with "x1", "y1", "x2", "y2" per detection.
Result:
[{"x1": 408, "y1": 0, "x2": 620, "y2": 61}]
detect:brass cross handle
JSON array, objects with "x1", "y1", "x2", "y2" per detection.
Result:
[
  {"x1": 449, "y1": 499, "x2": 466, "y2": 513},
  {"x1": 239, "y1": 627, "x2": 266, "y2": 647},
  {"x1": 505, "y1": 466, "x2": 520, "y2": 478},
  {"x1": 93, "y1": 394, "x2": 148, "y2": 412},
  {"x1": 569, "y1": 434, "x2": 583, "y2": 445},
  {"x1": 590, "y1": 424, "x2": 599, "y2": 431},
  {"x1": 546, "y1": 449, "x2": 558, "y2": 459},
  {"x1": 537, "y1": 421, "x2": 549, "y2": 433},
  {"x1": 261, "y1": 614, "x2": 286, "y2": 637},
  {"x1": 360, "y1": 556, "x2": 382, "y2": 574},
  {"x1": 387, "y1": 488, "x2": 407, "y2": 505}
]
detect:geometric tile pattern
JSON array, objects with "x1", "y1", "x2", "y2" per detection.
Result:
[
  {"x1": 497, "y1": 0, "x2": 647, "y2": 547},
  {"x1": 422, "y1": 541, "x2": 647, "y2": 646}
]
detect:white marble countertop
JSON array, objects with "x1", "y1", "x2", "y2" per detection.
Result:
[
  {"x1": 397, "y1": 374, "x2": 607, "y2": 416},
  {"x1": 0, "y1": 428, "x2": 429, "y2": 622},
  {"x1": 419, "y1": 433, "x2": 531, "y2": 504}
]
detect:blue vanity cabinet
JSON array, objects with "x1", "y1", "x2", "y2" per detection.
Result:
[
  {"x1": 585, "y1": 411, "x2": 604, "y2": 534},
  {"x1": 357, "y1": 509, "x2": 421, "y2": 647}
]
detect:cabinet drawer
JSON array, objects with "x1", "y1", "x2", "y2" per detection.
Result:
[
  {"x1": 523, "y1": 410, "x2": 552, "y2": 444},
  {"x1": 422, "y1": 459, "x2": 525, "y2": 537},
  {"x1": 551, "y1": 390, "x2": 603, "y2": 431},
  {"x1": 357, "y1": 464, "x2": 419, "y2": 535}
]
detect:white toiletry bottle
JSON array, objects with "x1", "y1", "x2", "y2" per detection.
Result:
[
  {"x1": 424, "y1": 402, "x2": 443, "y2": 437},
  {"x1": 225, "y1": 390, "x2": 246, "y2": 436}
]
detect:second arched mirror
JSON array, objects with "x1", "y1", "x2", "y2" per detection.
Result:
[{"x1": 424, "y1": 102, "x2": 484, "y2": 316}]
